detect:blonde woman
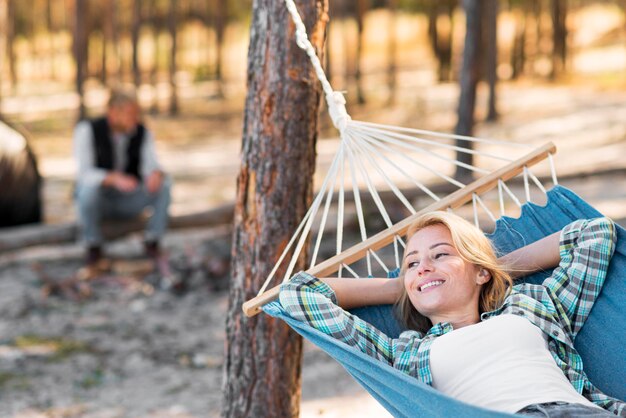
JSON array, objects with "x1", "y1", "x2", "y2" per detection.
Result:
[{"x1": 279, "y1": 212, "x2": 624, "y2": 417}]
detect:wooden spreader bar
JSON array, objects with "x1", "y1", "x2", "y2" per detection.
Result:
[{"x1": 242, "y1": 142, "x2": 556, "y2": 317}]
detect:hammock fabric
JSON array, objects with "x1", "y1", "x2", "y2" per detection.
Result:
[{"x1": 263, "y1": 186, "x2": 626, "y2": 417}]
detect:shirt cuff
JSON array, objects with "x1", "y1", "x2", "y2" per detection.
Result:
[{"x1": 288, "y1": 271, "x2": 338, "y2": 304}]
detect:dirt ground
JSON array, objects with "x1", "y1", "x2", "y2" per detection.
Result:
[{"x1": 1, "y1": 16, "x2": 626, "y2": 413}]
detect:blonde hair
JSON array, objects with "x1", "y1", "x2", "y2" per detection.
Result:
[{"x1": 394, "y1": 211, "x2": 512, "y2": 332}]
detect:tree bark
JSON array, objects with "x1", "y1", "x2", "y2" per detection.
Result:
[
  {"x1": 222, "y1": 0, "x2": 327, "y2": 416},
  {"x1": 387, "y1": 0, "x2": 397, "y2": 104},
  {"x1": 355, "y1": 0, "x2": 366, "y2": 104},
  {"x1": 73, "y1": 0, "x2": 88, "y2": 120},
  {"x1": 7, "y1": 0, "x2": 16, "y2": 91},
  {"x1": 0, "y1": 0, "x2": 7, "y2": 114},
  {"x1": 168, "y1": 0, "x2": 178, "y2": 115},
  {"x1": 132, "y1": 0, "x2": 142, "y2": 88},
  {"x1": 550, "y1": 0, "x2": 567, "y2": 79},
  {"x1": 214, "y1": 0, "x2": 226, "y2": 98},
  {"x1": 484, "y1": 0, "x2": 498, "y2": 121},
  {"x1": 454, "y1": 0, "x2": 482, "y2": 181},
  {"x1": 428, "y1": 0, "x2": 456, "y2": 83}
]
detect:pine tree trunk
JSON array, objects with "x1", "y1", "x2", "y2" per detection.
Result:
[
  {"x1": 0, "y1": 0, "x2": 7, "y2": 114},
  {"x1": 484, "y1": 0, "x2": 498, "y2": 121},
  {"x1": 222, "y1": 0, "x2": 328, "y2": 416},
  {"x1": 214, "y1": 0, "x2": 226, "y2": 98},
  {"x1": 73, "y1": 0, "x2": 88, "y2": 120},
  {"x1": 550, "y1": 0, "x2": 567, "y2": 79},
  {"x1": 132, "y1": 0, "x2": 142, "y2": 88},
  {"x1": 7, "y1": 0, "x2": 17, "y2": 92},
  {"x1": 355, "y1": 0, "x2": 366, "y2": 104},
  {"x1": 168, "y1": 0, "x2": 178, "y2": 115},
  {"x1": 454, "y1": 0, "x2": 482, "y2": 181},
  {"x1": 387, "y1": 0, "x2": 397, "y2": 104}
]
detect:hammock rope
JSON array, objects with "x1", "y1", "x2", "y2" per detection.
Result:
[{"x1": 247, "y1": 0, "x2": 558, "y2": 319}]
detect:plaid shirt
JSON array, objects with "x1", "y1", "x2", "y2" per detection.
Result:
[{"x1": 280, "y1": 218, "x2": 625, "y2": 416}]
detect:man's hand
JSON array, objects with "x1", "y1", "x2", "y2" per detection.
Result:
[
  {"x1": 145, "y1": 170, "x2": 164, "y2": 194},
  {"x1": 103, "y1": 172, "x2": 139, "y2": 193}
]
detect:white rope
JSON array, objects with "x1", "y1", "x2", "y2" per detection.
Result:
[
  {"x1": 497, "y1": 180, "x2": 506, "y2": 217},
  {"x1": 283, "y1": 0, "x2": 352, "y2": 131},
  {"x1": 472, "y1": 194, "x2": 480, "y2": 227},
  {"x1": 501, "y1": 181, "x2": 523, "y2": 208},
  {"x1": 348, "y1": 133, "x2": 396, "y2": 229},
  {"x1": 257, "y1": 149, "x2": 342, "y2": 295},
  {"x1": 342, "y1": 263, "x2": 360, "y2": 278},
  {"x1": 394, "y1": 235, "x2": 401, "y2": 270},
  {"x1": 353, "y1": 120, "x2": 532, "y2": 148},
  {"x1": 344, "y1": 134, "x2": 372, "y2": 276},
  {"x1": 310, "y1": 152, "x2": 343, "y2": 268},
  {"x1": 475, "y1": 194, "x2": 498, "y2": 223},
  {"x1": 351, "y1": 134, "x2": 420, "y2": 214},
  {"x1": 523, "y1": 166, "x2": 531, "y2": 202},
  {"x1": 353, "y1": 122, "x2": 513, "y2": 163},
  {"x1": 355, "y1": 127, "x2": 469, "y2": 188},
  {"x1": 369, "y1": 249, "x2": 390, "y2": 274},
  {"x1": 528, "y1": 171, "x2": 547, "y2": 195},
  {"x1": 548, "y1": 153, "x2": 559, "y2": 185}
]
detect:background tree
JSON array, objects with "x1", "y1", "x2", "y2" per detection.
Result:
[
  {"x1": 427, "y1": 0, "x2": 456, "y2": 82},
  {"x1": 454, "y1": 0, "x2": 482, "y2": 181},
  {"x1": 132, "y1": 0, "x2": 143, "y2": 88},
  {"x1": 6, "y1": 0, "x2": 16, "y2": 91},
  {"x1": 73, "y1": 0, "x2": 88, "y2": 120},
  {"x1": 168, "y1": 0, "x2": 179, "y2": 115},
  {"x1": 213, "y1": 0, "x2": 227, "y2": 98},
  {"x1": 355, "y1": 0, "x2": 367, "y2": 104},
  {"x1": 222, "y1": 0, "x2": 328, "y2": 416},
  {"x1": 484, "y1": 0, "x2": 498, "y2": 121},
  {"x1": 386, "y1": 0, "x2": 397, "y2": 104},
  {"x1": 550, "y1": 0, "x2": 567, "y2": 79},
  {"x1": 0, "y1": 0, "x2": 7, "y2": 114}
]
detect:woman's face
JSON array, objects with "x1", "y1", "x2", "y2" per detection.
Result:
[{"x1": 403, "y1": 224, "x2": 487, "y2": 326}]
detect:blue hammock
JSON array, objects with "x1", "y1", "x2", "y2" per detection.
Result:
[{"x1": 263, "y1": 186, "x2": 626, "y2": 417}]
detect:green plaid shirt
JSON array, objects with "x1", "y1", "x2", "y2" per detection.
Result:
[{"x1": 280, "y1": 218, "x2": 625, "y2": 416}]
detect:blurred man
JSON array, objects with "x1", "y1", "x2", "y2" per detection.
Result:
[{"x1": 74, "y1": 87, "x2": 171, "y2": 267}]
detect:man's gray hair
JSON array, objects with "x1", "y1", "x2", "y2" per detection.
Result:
[{"x1": 107, "y1": 86, "x2": 139, "y2": 109}]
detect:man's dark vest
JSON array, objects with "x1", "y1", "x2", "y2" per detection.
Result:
[{"x1": 90, "y1": 117, "x2": 145, "y2": 180}]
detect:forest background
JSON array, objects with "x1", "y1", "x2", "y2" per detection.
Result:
[{"x1": 0, "y1": 0, "x2": 625, "y2": 417}]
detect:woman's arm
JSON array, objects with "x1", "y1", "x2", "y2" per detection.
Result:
[
  {"x1": 499, "y1": 231, "x2": 561, "y2": 279},
  {"x1": 319, "y1": 276, "x2": 404, "y2": 309}
]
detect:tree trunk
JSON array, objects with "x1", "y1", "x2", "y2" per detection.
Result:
[
  {"x1": 510, "y1": 7, "x2": 526, "y2": 80},
  {"x1": 222, "y1": 0, "x2": 327, "y2": 416},
  {"x1": 387, "y1": 0, "x2": 397, "y2": 104},
  {"x1": 73, "y1": 0, "x2": 88, "y2": 120},
  {"x1": 7, "y1": 0, "x2": 16, "y2": 92},
  {"x1": 428, "y1": 0, "x2": 456, "y2": 83},
  {"x1": 355, "y1": 0, "x2": 366, "y2": 104},
  {"x1": 168, "y1": 0, "x2": 178, "y2": 115},
  {"x1": 550, "y1": 0, "x2": 567, "y2": 79},
  {"x1": 484, "y1": 0, "x2": 498, "y2": 121},
  {"x1": 132, "y1": 0, "x2": 142, "y2": 88},
  {"x1": 214, "y1": 0, "x2": 226, "y2": 98},
  {"x1": 0, "y1": 0, "x2": 7, "y2": 114},
  {"x1": 0, "y1": 120, "x2": 42, "y2": 227},
  {"x1": 454, "y1": 0, "x2": 482, "y2": 182}
]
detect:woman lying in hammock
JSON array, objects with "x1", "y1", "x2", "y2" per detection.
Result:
[{"x1": 279, "y1": 212, "x2": 625, "y2": 417}]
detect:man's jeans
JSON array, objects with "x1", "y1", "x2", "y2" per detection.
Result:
[{"x1": 75, "y1": 177, "x2": 171, "y2": 245}]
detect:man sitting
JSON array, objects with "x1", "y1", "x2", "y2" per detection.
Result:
[{"x1": 73, "y1": 87, "x2": 171, "y2": 268}]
